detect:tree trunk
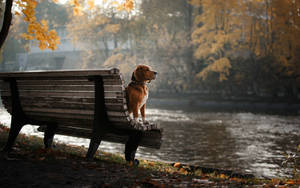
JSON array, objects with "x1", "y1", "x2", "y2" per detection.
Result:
[{"x1": 0, "y1": 0, "x2": 13, "y2": 49}]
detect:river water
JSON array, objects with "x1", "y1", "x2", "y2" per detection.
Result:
[{"x1": 0, "y1": 106, "x2": 299, "y2": 178}]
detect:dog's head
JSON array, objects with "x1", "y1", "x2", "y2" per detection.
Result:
[{"x1": 131, "y1": 65, "x2": 157, "y2": 82}]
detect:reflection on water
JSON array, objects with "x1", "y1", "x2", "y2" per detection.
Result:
[{"x1": 0, "y1": 108, "x2": 299, "y2": 178}]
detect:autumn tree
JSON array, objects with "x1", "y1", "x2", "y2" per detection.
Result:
[
  {"x1": 0, "y1": 0, "x2": 134, "y2": 51},
  {"x1": 189, "y1": 0, "x2": 300, "y2": 97},
  {"x1": 189, "y1": 0, "x2": 247, "y2": 82},
  {"x1": 66, "y1": 3, "x2": 124, "y2": 68}
]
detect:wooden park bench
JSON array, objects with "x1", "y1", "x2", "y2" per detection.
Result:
[{"x1": 0, "y1": 68, "x2": 162, "y2": 162}]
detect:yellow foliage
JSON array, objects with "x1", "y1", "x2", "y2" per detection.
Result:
[
  {"x1": 87, "y1": 0, "x2": 94, "y2": 10},
  {"x1": 103, "y1": 54, "x2": 138, "y2": 77},
  {"x1": 20, "y1": 33, "x2": 34, "y2": 40},
  {"x1": 197, "y1": 57, "x2": 232, "y2": 81},
  {"x1": 73, "y1": 6, "x2": 83, "y2": 16},
  {"x1": 103, "y1": 53, "x2": 124, "y2": 67},
  {"x1": 69, "y1": 0, "x2": 84, "y2": 16},
  {"x1": 188, "y1": 0, "x2": 201, "y2": 7},
  {"x1": 104, "y1": 24, "x2": 121, "y2": 34},
  {"x1": 114, "y1": 0, "x2": 134, "y2": 12},
  {"x1": 16, "y1": 0, "x2": 60, "y2": 51},
  {"x1": 15, "y1": 11, "x2": 21, "y2": 16},
  {"x1": 122, "y1": 0, "x2": 134, "y2": 12}
]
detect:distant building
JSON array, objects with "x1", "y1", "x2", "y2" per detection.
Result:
[
  {"x1": 24, "y1": 26, "x2": 127, "y2": 70},
  {"x1": 25, "y1": 26, "x2": 82, "y2": 70}
]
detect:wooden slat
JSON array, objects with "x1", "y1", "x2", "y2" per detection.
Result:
[
  {"x1": 1, "y1": 96, "x2": 126, "y2": 105},
  {"x1": 24, "y1": 111, "x2": 131, "y2": 121},
  {"x1": 19, "y1": 79, "x2": 122, "y2": 85},
  {"x1": 37, "y1": 125, "x2": 162, "y2": 149},
  {"x1": 60, "y1": 122, "x2": 135, "y2": 130},
  {"x1": 1, "y1": 75, "x2": 121, "y2": 80},
  {"x1": 6, "y1": 106, "x2": 128, "y2": 116},
  {"x1": 23, "y1": 116, "x2": 133, "y2": 128},
  {"x1": 17, "y1": 80, "x2": 121, "y2": 85},
  {"x1": 0, "y1": 85, "x2": 124, "y2": 92},
  {"x1": 1, "y1": 90, "x2": 125, "y2": 98},
  {"x1": 0, "y1": 68, "x2": 120, "y2": 78},
  {"x1": 2, "y1": 100, "x2": 127, "y2": 111},
  {"x1": 6, "y1": 108, "x2": 129, "y2": 117},
  {"x1": 0, "y1": 80, "x2": 123, "y2": 87}
]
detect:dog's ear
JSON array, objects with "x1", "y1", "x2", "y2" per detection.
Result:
[{"x1": 131, "y1": 72, "x2": 136, "y2": 81}]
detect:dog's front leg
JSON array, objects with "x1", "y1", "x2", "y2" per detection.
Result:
[
  {"x1": 140, "y1": 104, "x2": 149, "y2": 124},
  {"x1": 132, "y1": 105, "x2": 139, "y2": 122}
]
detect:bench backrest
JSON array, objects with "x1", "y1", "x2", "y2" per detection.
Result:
[{"x1": 0, "y1": 68, "x2": 131, "y2": 128}]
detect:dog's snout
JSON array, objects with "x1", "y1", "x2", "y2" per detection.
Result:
[{"x1": 154, "y1": 72, "x2": 158, "y2": 75}]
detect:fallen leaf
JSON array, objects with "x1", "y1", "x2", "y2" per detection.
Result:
[
  {"x1": 229, "y1": 178, "x2": 243, "y2": 183},
  {"x1": 272, "y1": 178, "x2": 280, "y2": 185},
  {"x1": 174, "y1": 162, "x2": 181, "y2": 168},
  {"x1": 39, "y1": 157, "x2": 46, "y2": 161},
  {"x1": 286, "y1": 180, "x2": 295, "y2": 185}
]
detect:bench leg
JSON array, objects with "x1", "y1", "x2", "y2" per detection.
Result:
[
  {"x1": 2, "y1": 118, "x2": 24, "y2": 152},
  {"x1": 86, "y1": 136, "x2": 102, "y2": 160},
  {"x1": 125, "y1": 131, "x2": 143, "y2": 162},
  {"x1": 44, "y1": 124, "x2": 57, "y2": 148}
]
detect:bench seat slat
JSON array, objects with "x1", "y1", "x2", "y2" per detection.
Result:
[
  {"x1": 21, "y1": 110, "x2": 129, "y2": 118},
  {"x1": 26, "y1": 116, "x2": 133, "y2": 127},
  {"x1": 25, "y1": 112, "x2": 131, "y2": 122},
  {"x1": 37, "y1": 125, "x2": 162, "y2": 149}
]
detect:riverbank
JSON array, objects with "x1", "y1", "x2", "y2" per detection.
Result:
[{"x1": 1, "y1": 125, "x2": 299, "y2": 187}]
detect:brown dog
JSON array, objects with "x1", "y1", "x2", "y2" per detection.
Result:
[{"x1": 126, "y1": 65, "x2": 157, "y2": 124}]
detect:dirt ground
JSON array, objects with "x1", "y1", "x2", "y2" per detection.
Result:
[{"x1": 0, "y1": 150, "x2": 227, "y2": 188}]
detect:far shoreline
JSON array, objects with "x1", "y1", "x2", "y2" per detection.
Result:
[{"x1": 148, "y1": 93, "x2": 300, "y2": 115}]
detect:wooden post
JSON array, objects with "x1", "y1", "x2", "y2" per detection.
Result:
[
  {"x1": 2, "y1": 78, "x2": 28, "y2": 152},
  {"x1": 2, "y1": 78, "x2": 56, "y2": 152},
  {"x1": 125, "y1": 131, "x2": 143, "y2": 162},
  {"x1": 86, "y1": 76, "x2": 109, "y2": 159},
  {"x1": 44, "y1": 124, "x2": 58, "y2": 148}
]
